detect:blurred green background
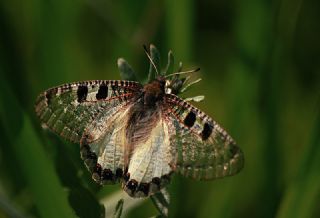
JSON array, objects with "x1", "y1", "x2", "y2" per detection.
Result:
[{"x1": 0, "y1": 0, "x2": 320, "y2": 217}]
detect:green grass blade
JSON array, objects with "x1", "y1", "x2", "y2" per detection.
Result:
[
  {"x1": 0, "y1": 77, "x2": 76, "y2": 218},
  {"x1": 150, "y1": 188, "x2": 170, "y2": 217},
  {"x1": 276, "y1": 108, "x2": 320, "y2": 218}
]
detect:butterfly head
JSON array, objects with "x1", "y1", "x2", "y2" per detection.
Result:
[
  {"x1": 143, "y1": 45, "x2": 200, "y2": 97},
  {"x1": 143, "y1": 76, "x2": 166, "y2": 107},
  {"x1": 163, "y1": 67, "x2": 201, "y2": 95},
  {"x1": 142, "y1": 74, "x2": 195, "y2": 107},
  {"x1": 143, "y1": 44, "x2": 202, "y2": 103}
]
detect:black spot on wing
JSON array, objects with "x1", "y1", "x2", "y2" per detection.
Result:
[
  {"x1": 123, "y1": 168, "x2": 130, "y2": 182},
  {"x1": 115, "y1": 168, "x2": 123, "y2": 179},
  {"x1": 45, "y1": 88, "x2": 57, "y2": 104},
  {"x1": 230, "y1": 144, "x2": 240, "y2": 157},
  {"x1": 94, "y1": 163, "x2": 102, "y2": 176},
  {"x1": 96, "y1": 84, "x2": 108, "y2": 100},
  {"x1": 77, "y1": 85, "x2": 88, "y2": 102},
  {"x1": 184, "y1": 111, "x2": 196, "y2": 127},
  {"x1": 137, "y1": 183, "x2": 150, "y2": 196},
  {"x1": 201, "y1": 122, "x2": 213, "y2": 141},
  {"x1": 102, "y1": 169, "x2": 114, "y2": 181},
  {"x1": 127, "y1": 179, "x2": 138, "y2": 192},
  {"x1": 151, "y1": 177, "x2": 161, "y2": 188},
  {"x1": 111, "y1": 85, "x2": 118, "y2": 96}
]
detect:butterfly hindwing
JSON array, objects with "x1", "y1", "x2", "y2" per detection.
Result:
[
  {"x1": 123, "y1": 112, "x2": 173, "y2": 197},
  {"x1": 80, "y1": 102, "x2": 135, "y2": 185},
  {"x1": 164, "y1": 94, "x2": 244, "y2": 180},
  {"x1": 79, "y1": 99, "x2": 173, "y2": 196},
  {"x1": 35, "y1": 80, "x2": 142, "y2": 143}
]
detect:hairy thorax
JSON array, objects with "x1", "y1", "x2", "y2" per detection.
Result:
[
  {"x1": 126, "y1": 78, "x2": 166, "y2": 148},
  {"x1": 142, "y1": 78, "x2": 165, "y2": 107}
]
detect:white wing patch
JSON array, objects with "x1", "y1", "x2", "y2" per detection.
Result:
[
  {"x1": 80, "y1": 103, "x2": 134, "y2": 184},
  {"x1": 124, "y1": 114, "x2": 173, "y2": 197},
  {"x1": 80, "y1": 104, "x2": 174, "y2": 197}
]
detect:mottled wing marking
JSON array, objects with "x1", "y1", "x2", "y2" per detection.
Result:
[
  {"x1": 164, "y1": 94, "x2": 244, "y2": 180},
  {"x1": 35, "y1": 80, "x2": 142, "y2": 143},
  {"x1": 123, "y1": 112, "x2": 173, "y2": 197}
]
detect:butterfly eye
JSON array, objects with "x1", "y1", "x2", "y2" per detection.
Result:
[
  {"x1": 156, "y1": 77, "x2": 166, "y2": 89},
  {"x1": 171, "y1": 78, "x2": 184, "y2": 92},
  {"x1": 165, "y1": 77, "x2": 185, "y2": 95}
]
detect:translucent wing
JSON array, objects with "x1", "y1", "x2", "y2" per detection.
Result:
[
  {"x1": 80, "y1": 101, "x2": 135, "y2": 185},
  {"x1": 35, "y1": 80, "x2": 142, "y2": 143},
  {"x1": 81, "y1": 100, "x2": 173, "y2": 197},
  {"x1": 164, "y1": 94, "x2": 244, "y2": 180},
  {"x1": 122, "y1": 111, "x2": 173, "y2": 198}
]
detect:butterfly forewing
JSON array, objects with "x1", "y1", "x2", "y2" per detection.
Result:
[
  {"x1": 164, "y1": 94, "x2": 244, "y2": 180},
  {"x1": 35, "y1": 80, "x2": 142, "y2": 143}
]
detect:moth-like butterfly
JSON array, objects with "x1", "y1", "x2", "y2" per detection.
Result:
[{"x1": 35, "y1": 47, "x2": 244, "y2": 198}]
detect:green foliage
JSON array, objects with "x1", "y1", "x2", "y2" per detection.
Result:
[
  {"x1": 0, "y1": 75, "x2": 76, "y2": 218},
  {"x1": 117, "y1": 58, "x2": 137, "y2": 82},
  {"x1": 0, "y1": 0, "x2": 319, "y2": 218}
]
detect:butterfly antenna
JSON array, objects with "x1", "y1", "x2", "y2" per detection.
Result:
[
  {"x1": 143, "y1": 45, "x2": 159, "y2": 76},
  {"x1": 165, "y1": 67, "x2": 200, "y2": 78},
  {"x1": 181, "y1": 78, "x2": 202, "y2": 93}
]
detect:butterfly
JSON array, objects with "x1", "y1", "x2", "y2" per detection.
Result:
[{"x1": 35, "y1": 48, "x2": 244, "y2": 198}]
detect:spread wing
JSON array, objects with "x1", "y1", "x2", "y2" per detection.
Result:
[
  {"x1": 35, "y1": 80, "x2": 142, "y2": 143},
  {"x1": 164, "y1": 94, "x2": 244, "y2": 180}
]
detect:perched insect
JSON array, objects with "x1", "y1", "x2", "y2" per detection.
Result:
[{"x1": 35, "y1": 46, "x2": 244, "y2": 198}]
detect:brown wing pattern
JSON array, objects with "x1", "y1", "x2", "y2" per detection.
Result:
[{"x1": 164, "y1": 94, "x2": 244, "y2": 180}]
